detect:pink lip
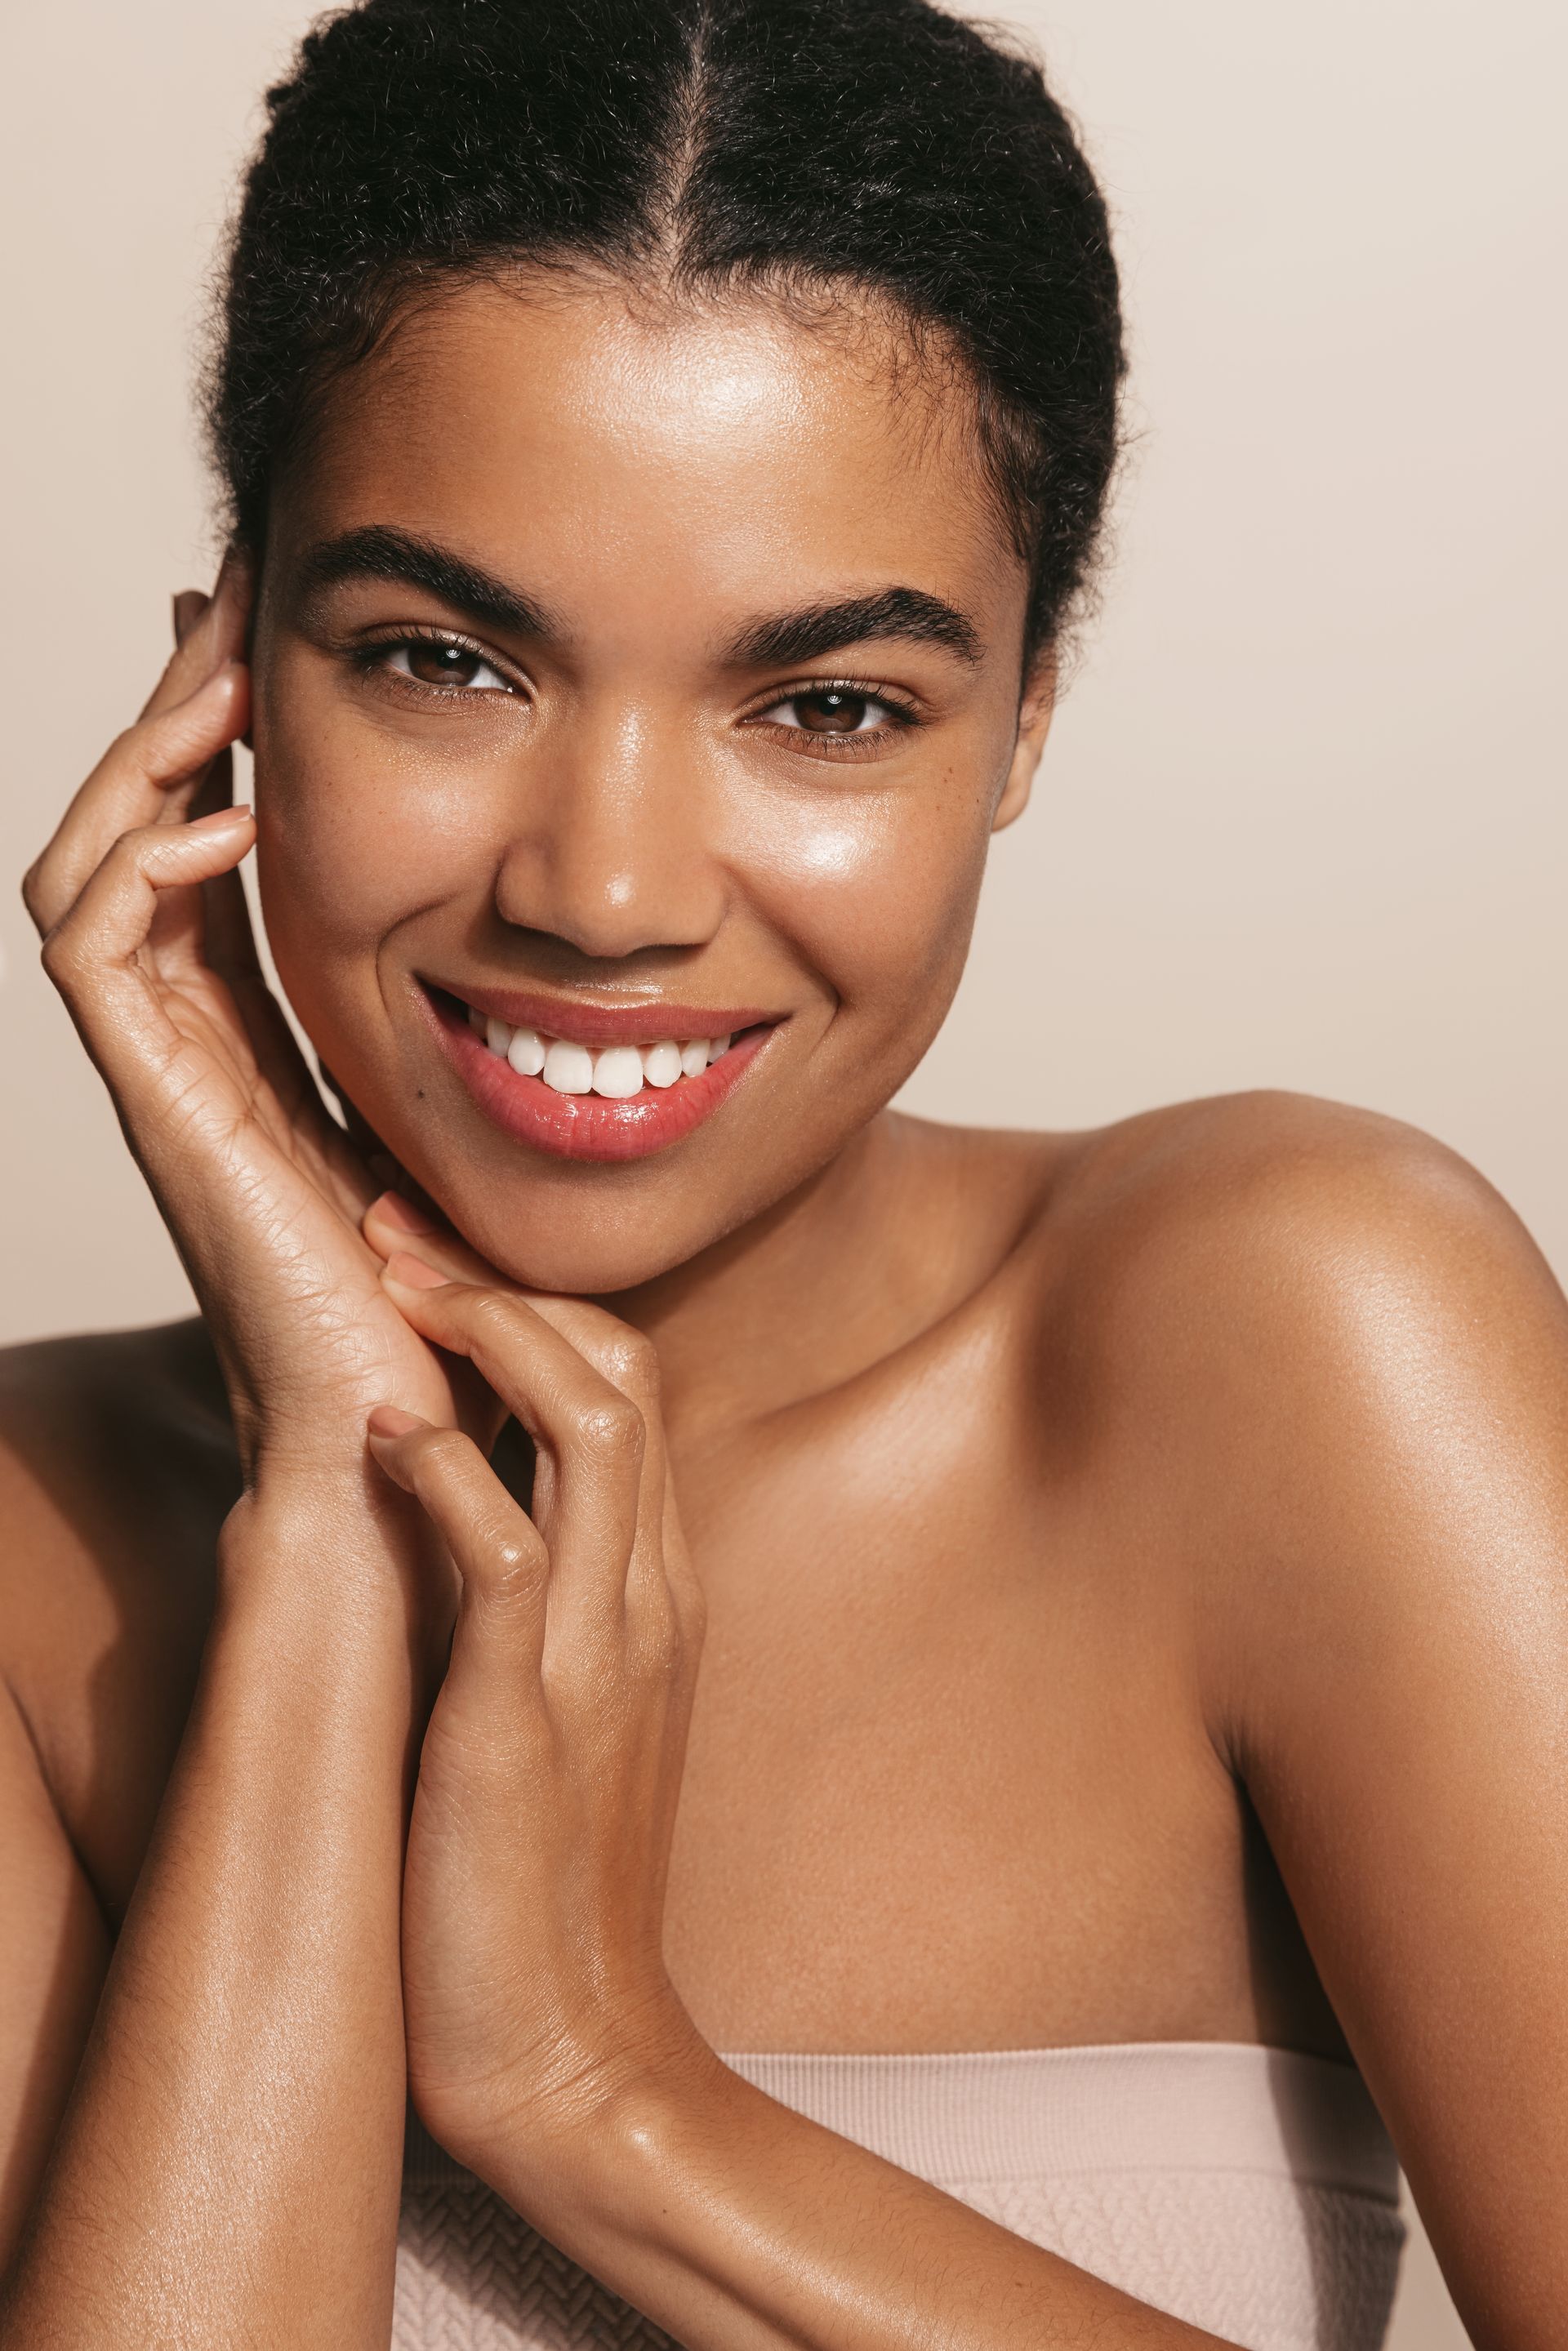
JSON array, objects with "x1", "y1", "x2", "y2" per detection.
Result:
[
  {"x1": 419, "y1": 988, "x2": 777, "y2": 1163},
  {"x1": 425, "y1": 980, "x2": 778, "y2": 1051}
]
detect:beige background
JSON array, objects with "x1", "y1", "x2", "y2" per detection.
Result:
[{"x1": 6, "y1": 1, "x2": 1566, "y2": 2341}]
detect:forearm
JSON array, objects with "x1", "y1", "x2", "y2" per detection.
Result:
[
  {"x1": 0, "y1": 1485, "x2": 425, "y2": 2349},
  {"x1": 482, "y1": 2059, "x2": 1242, "y2": 2351}
]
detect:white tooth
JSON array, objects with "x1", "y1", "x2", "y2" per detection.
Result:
[
  {"x1": 506, "y1": 1025, "x2": 546, "y2": 1077},
  {"x1": 644, "y1": 1040, "x2": 682, "y2": 1089},
  {"x1": 591, "y1": 1045, "x2": 645, "y2": 1099},
  {"x1": 485, "y1": 1015, "x2": 513, "y2": 1058},
  {"x1": 468, "y1": 1004, "x2": 486, "y2": 1035},
  {"x1": 707, "y1": 1033, "x2": 732, "y2": 1065},
  {"x1": 679, "y1": 1039, "x2": 709, "y2": 1079},
  {"x1": 541, "y1": 1040, "x2": 593, "y2": 1094}
]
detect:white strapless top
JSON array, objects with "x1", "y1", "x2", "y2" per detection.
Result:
[{"x1": 394, "y1": 2041, "x2": 1405, "y2": 2350}]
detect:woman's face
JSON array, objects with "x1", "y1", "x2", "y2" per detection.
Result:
[{"x1": 251, "y1": 276, "x2": 1050, "y2": 1291}]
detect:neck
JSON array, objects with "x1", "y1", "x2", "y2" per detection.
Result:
[{"x1": 601, "y1": 1111, "x2": 993, "y2": 1442}]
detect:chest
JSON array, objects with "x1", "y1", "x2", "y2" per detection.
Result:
[
  {"x1": 652, "y1": 1353, "x2": 1255, "y2": 2053},
  {"x1": 43, "y1": 1342, "x2": 1321, "y2": 2058}
]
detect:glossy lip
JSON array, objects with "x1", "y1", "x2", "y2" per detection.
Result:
[
  {"x1": 417, "y1": 985, "x2": 780, "y2": 1164},
  {"x1": 425, "y1": 978, "x2": 781, "y2": 1051}
]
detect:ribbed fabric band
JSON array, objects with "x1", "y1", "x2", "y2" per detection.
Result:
[
  {"x1": 719, "y1": 2043, "x2": 1398, "y2": 2202},
  {"x1": 403, "y1": 2040, "x2": 1396, "y2": 2206}
]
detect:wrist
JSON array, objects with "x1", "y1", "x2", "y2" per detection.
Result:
[
  {"x1": 456, "y1": 2009, "x2": 733, "y2": 2231},
  {"x1": 218, "y1": 1473, "x2": 455, "y2": 1639}
]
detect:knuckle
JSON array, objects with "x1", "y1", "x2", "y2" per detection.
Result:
[
  {"x1": 601, "y1": 1329, "x2": 659, "y2": 1396},
  {"x1": 115, "y1": 819, "x2": 165, "y2": 866},
  {"x1": 90, "y1": 822, "x2": 153, "y2": 886},
  {"x1": 574, "y1": 1394, "x2": 645, "y2": 1465},
  {"x1": 486, "y1": 1521, "x2": 548, "y2": 1585},
  {"x1": 38, "y1": 921, "x2": 85, "y2": 991}
]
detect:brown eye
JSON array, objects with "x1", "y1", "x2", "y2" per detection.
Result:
[
  {"x1": 408, "y1": 641, "x2": 479, "y2": 686},
  {"x1": 381, "y1": 639, "x2": 510, "y2": 692},
  {"x1": 791, "y1": 688, "x2": 872, "y2": 734},
  {"x1": 755, "y1": 684, "x2": 911, "y2": 746}
]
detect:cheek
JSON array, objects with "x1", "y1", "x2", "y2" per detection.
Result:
[
  {"x1": 738, "y1": 773, "x2": 994, "y2": 1032},
  {"x1": 252, "y1": 670, "x2": 496, "y2": 982},
  {"x1": 251, "y1": 707, "x2": 490, "y2": 1098}
]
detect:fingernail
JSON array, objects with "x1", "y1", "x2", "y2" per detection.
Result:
[
  {"x1": 370, "y1": 1188, "x2": 437, "y2": 1236},
  {"x1": 172, "y1": 590, "x2": 207, "y2": 644},
  {"x1": 368, "y1": 1404, "x2": 426, "y2": 1439},
  {"x1": 383, "y1": 1250, "x2": 449, "y2": 1291},
  {"x1": 187, "y1": 803, "x2": 252, "y2": 831},
  {"x1": 216, "y1": 545, "x2": 255, "y2": 608}
]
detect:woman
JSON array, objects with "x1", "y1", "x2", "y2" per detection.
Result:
[{"x1": 2, "y1": 1, "x2": 1563, "y2": 2344}]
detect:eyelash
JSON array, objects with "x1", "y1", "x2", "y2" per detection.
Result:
[
  {"x1": 750, "y1": 679, "x2": 920, "y2": 757},
  {"x1": 348, "y1": 628, "x2": 923, "y2": 755},
  {"x1": 350, "y1": 626, "x2": 515, "y2": 697}
]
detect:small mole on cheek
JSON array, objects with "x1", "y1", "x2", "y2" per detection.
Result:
[{"x1": 416, "y1": 1088, "x2": 426, "y2": 1100}]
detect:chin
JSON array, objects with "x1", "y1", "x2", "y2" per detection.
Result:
[{"x1": 414, "y1": 1157, "x2": 780, "y2": 1298}]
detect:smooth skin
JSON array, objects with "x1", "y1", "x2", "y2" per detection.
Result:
[{"x1": 1, "y1": 274, "x2": 1566, "y2": 2350}]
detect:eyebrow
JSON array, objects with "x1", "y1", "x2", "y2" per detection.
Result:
[
  {"x1": 721, "y1": 587, "x2": 983, "y2": 671},
  {"x1": 294, "y1": 523, "x2": 984, "y2": 670},
  {"x1": 294, "y1": 525, "x2": 564, "y2": 643}
]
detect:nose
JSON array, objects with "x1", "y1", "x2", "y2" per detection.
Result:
[{"x1": 492, "y1": 701, "x2": 728, "y2": 960}]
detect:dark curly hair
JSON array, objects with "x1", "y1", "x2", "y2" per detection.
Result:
[{"x1": 209, "y1": 0, "x2": 1124, "y2": 661}]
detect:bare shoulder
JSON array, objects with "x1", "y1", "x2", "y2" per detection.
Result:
[
  {"x1": 1034, "y1": 1086, "x2": 1562, "y2": 1370},
  {"x1": 0, "y1": 1320, "x2": 238, "y2": 1914},
  {"x1": 1023, "y1": 1087, "x2": 1568, "y2": 1722},
  {"x1": 0, "y1": 1317, "x2": 236, "y2": 1602}
]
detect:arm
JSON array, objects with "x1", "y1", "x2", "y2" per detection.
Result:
[
  {"x1": 1177, "y1": 1118, "x2": 1568, "y2": 2351},
  {"x1": 3, "y1": 572, "x2": 497, "y2": 2340},
  {"x1": 0, "y1": 1491, "x2": 419, "y2": 2349},
  {"x1": 481, "y1": 2064, "x2": 1239, "y2": 2351},
  {"x1": 363, "y1": 1230, "x2": 1245, "y2": 2351}
]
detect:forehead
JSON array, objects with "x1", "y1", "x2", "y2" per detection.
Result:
[{"x1": 271, "y1": 275, "x2": 1022, "y2": 631}]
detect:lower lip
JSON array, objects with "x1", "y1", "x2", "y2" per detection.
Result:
[{"x1": 422, "y1": 993, "x2": 774, "y2": 1164}]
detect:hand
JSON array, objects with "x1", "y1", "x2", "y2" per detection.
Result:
[
  {"x1": 361, "y1": 1215, "x2": 710, "y2": 2183},
  {"x1": 23, "y1": 566, "x2": 496, "y2": 1489}
]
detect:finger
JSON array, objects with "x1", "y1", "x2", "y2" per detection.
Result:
[
  {"x1": 363, "y1": 1189, "x2": 505, "y2": 1283},
  {"x1": 40, "y1": 804, "x2": 256, "y2": 1059},
  {"x1": 379, "y1": 1259, "x2": 647, "y2": 1629},
  {"x1": 367, "y1": 1407, "x2": 550, "y2": 1695},
  {"x1": 363, "y1": 1209, "x2": 663, "y2": 1412},
  {"x1": 179, "y1": 737, "x2": 270, "y2": 987},
  {"x1": 24, "y1": 663, "x2": 249, "y2": 937},
  {"x1": 139, "y1": 550, "x2": 252, "y2": 722},
  {"x1": 163, "y1": 581, "x2": 265, "y2": 979},
  {"x1": 371, "y1": 1229, "x2": 696, "y2": 1673},
  {"x1": 163, "y1": 606, "x2": 314, "y2": 1101},
  {"x1": 510, "y1": 1304, "x2": 688, "y2": 1673},
  {"x1": 173, "y1": 589, "x2": 209, "y2": 648},
  {"x1": 367, "y1": 1215, "x2": 673, "y2": 1552}
]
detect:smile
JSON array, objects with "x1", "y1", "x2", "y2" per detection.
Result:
[{"x1": 420, "y1": 984, "x2": 778, "y2": 1164}]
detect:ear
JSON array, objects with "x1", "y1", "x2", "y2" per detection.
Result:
[
  {"x1": 238, "y1": 544, "x2": 259, "y2": 751},
  {"x1": 992, "y1": 648, "x2": 1057, "y2": 834}
]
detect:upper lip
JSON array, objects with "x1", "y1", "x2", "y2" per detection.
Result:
[{"x1": 423, "y1": 978, "x2": 781, "y2": 1049}]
